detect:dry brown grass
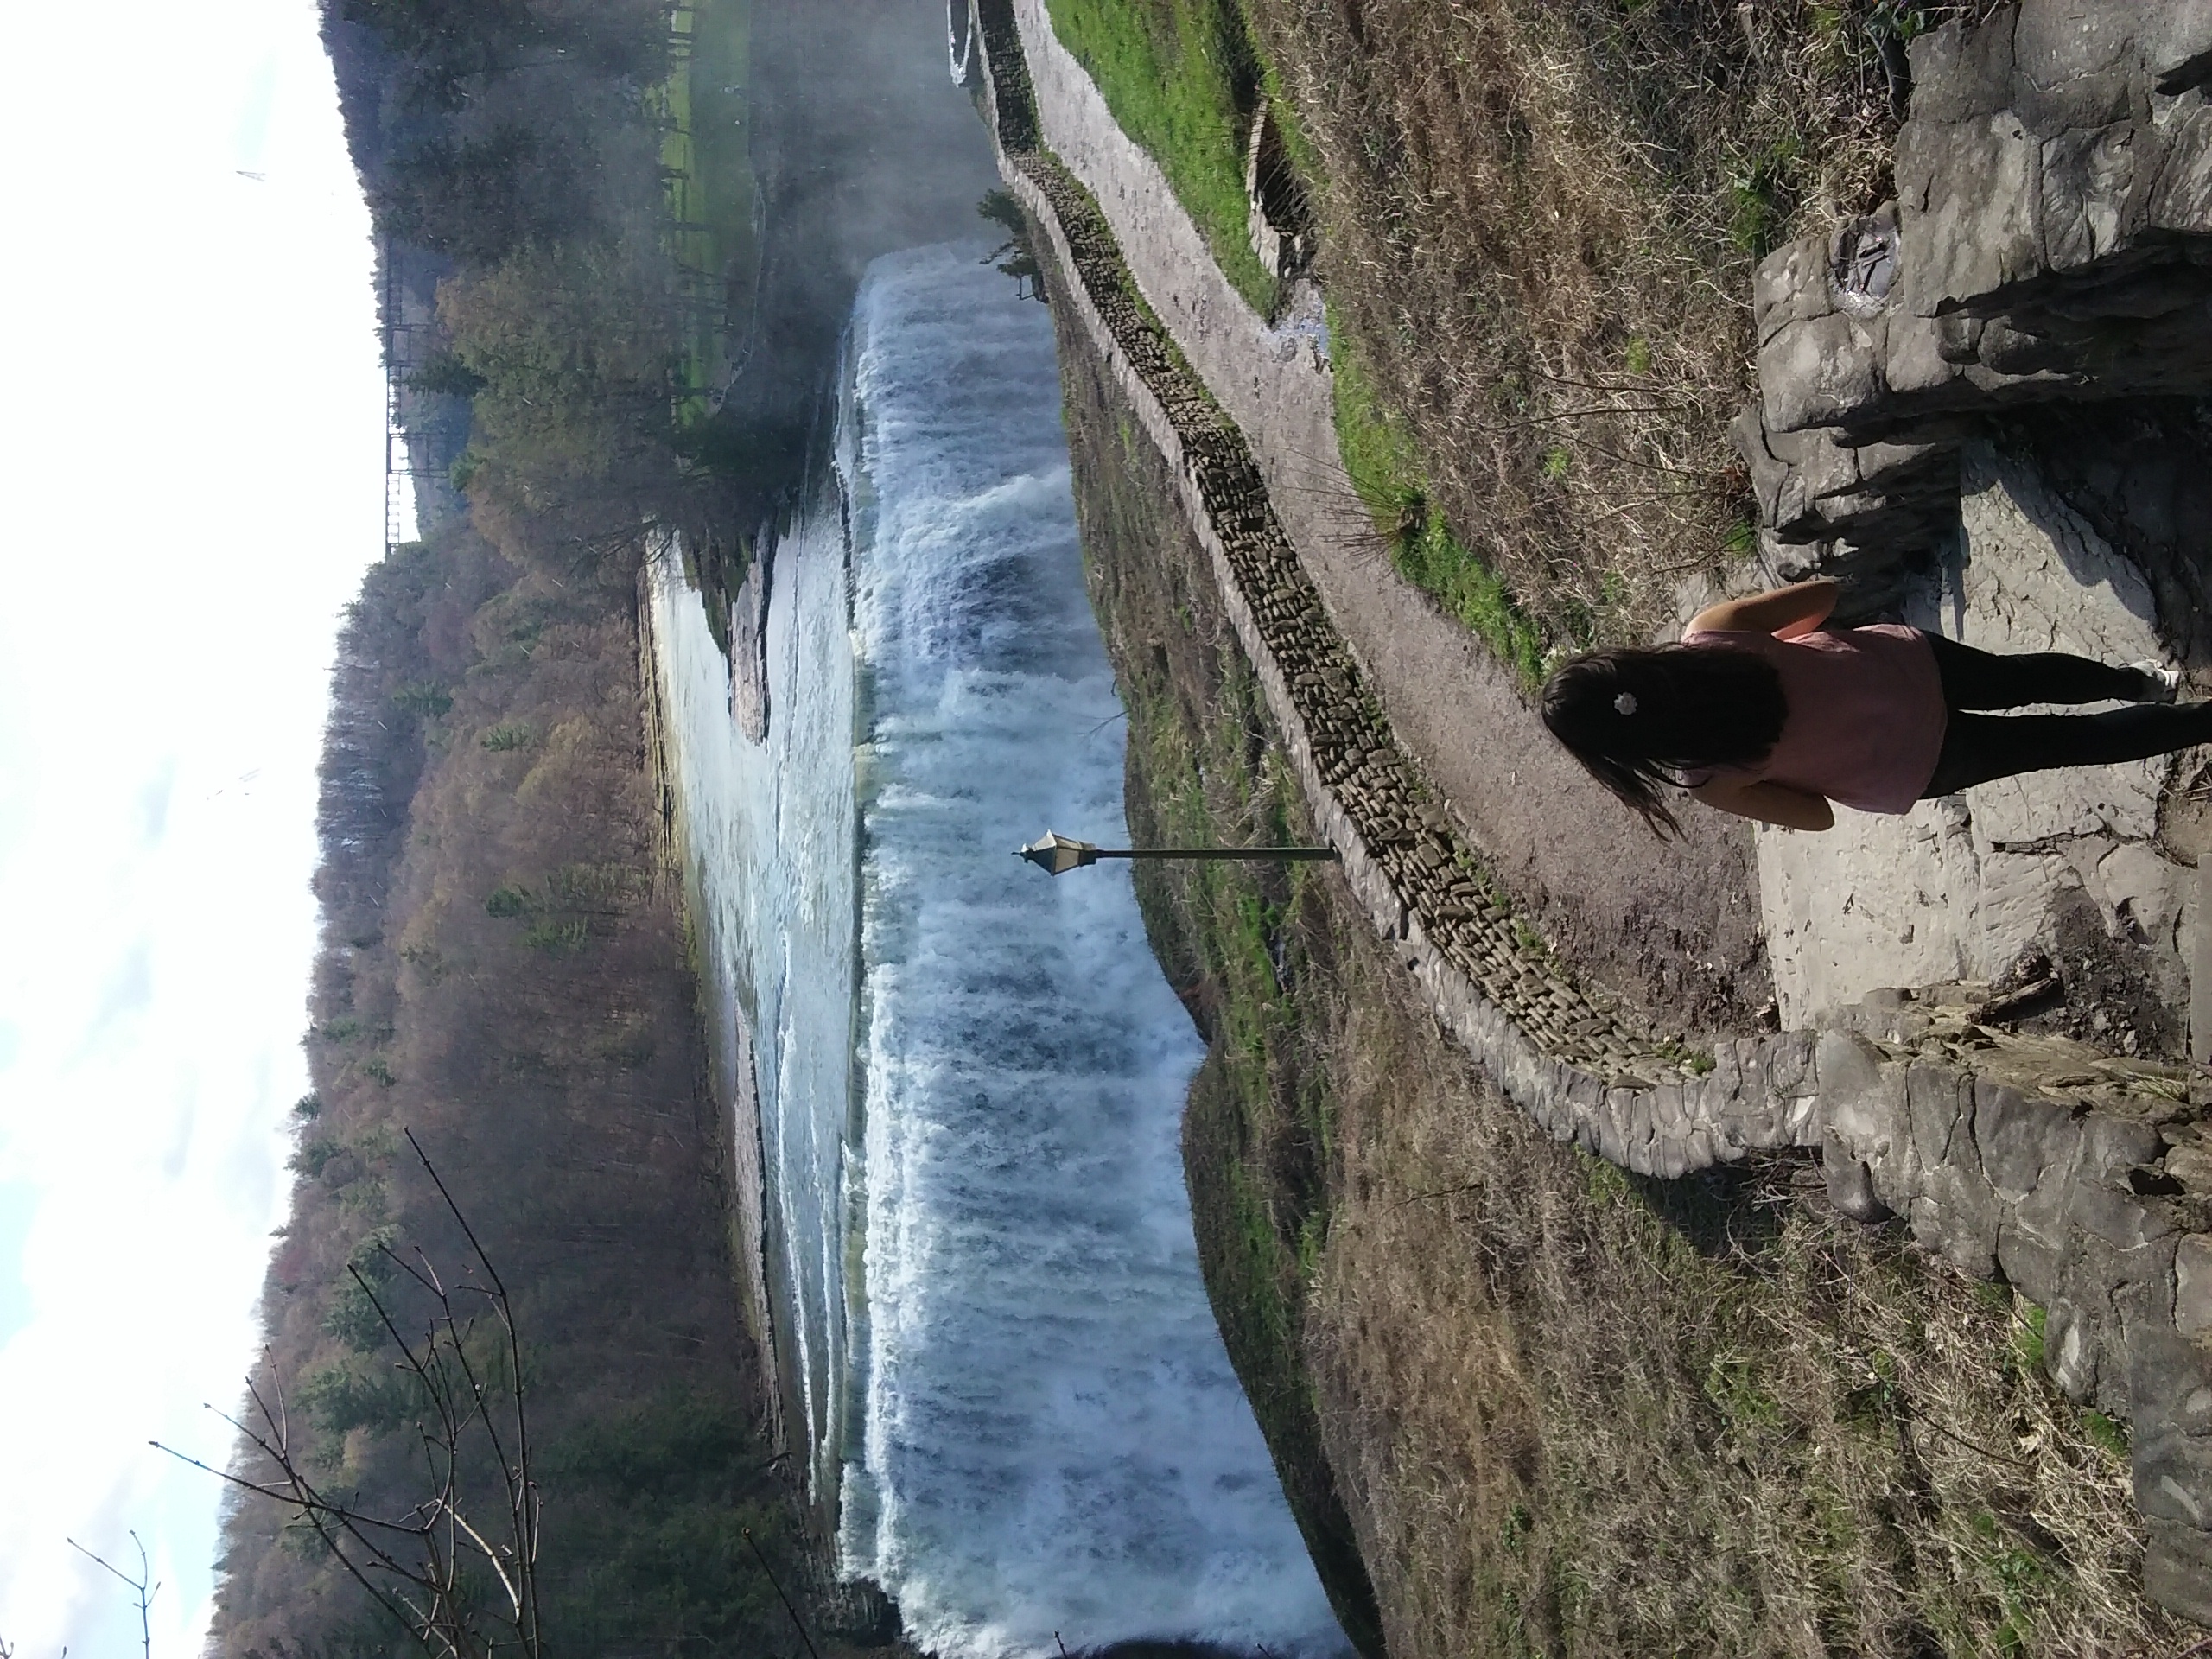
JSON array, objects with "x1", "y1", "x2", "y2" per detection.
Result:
[
  {"x1": 1313, "y1": 925, "x2": 2198, "y2": 1658},
  {"x1": 1243, "y1": 0, "x2": 2000, "y2": 648}
]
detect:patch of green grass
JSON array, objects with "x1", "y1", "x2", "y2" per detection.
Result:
[
  {"x1": 657, "y1": 0, "x2": 759, "y2": 415},
  {"x1": 1502, "y1": 1503, "x2": 1533, "y2": 1551},
  {"x1": 1728, "y1": 132, "x2": 1805, "y2": 258},
  {"x1": 1704, "y1": 1352, "x2": 1784, "y2": 1432},
  {"x1": 1650, "y1": 1038, "x2": 1716, "y2": 1076},
  {"x1": 1045, "y1": 0, "x2": 1278, "y2": 314},
  {"x1": 2082, "y1": 1408, "x2": 2129, "y2": 1459},
  {"x1": 1583, "y1": 1154, "x2": 1631, "y2": 1207},
  {"x1": 522, "y1": 917, "x2": 593, "y2": 954},
  {"x1": 1330, "y1": 314, "x2": 1549, "y2": 689}
]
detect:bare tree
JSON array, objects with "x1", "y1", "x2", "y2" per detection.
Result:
[
  {"x1": 65, "y1": 1533, "x2": 155, "y2": 1659},
  {"x1": 159, "y1": 1133, "x2": 541, "y2": 1659}
]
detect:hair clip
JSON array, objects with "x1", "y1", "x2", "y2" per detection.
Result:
[{"x1": 1613, "y1": 692, "x2": 1638, "y2": 715}]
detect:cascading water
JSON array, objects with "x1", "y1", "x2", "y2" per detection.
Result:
[{"x1": 652, "y1": 241, "x2": 1347, "y2": 1659}]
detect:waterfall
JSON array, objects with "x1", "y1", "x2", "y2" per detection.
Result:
[{"x1": 836, "y1": 244, "x2": 1344, "y2": 1659}]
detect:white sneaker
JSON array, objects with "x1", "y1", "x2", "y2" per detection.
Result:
[{"x1": 2128, "y1": 662, "x2": 2183, "y2": 703}]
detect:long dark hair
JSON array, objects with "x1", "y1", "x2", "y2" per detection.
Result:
[{"x1": 1541, "y1": 644, "x2": 1786, "y2": 837}]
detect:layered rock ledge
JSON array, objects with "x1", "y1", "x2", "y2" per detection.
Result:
[{"x1": 1741, "y1": 3, "x2": 2212, "y2": 614}]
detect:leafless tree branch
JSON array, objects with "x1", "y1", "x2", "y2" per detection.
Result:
[
  {"x1": 156, "y1": 1136, "x2": 541, "y2": 1659},
  {"x1": 65, "y1": 1532, "x2": 156, "y2": 1659}
]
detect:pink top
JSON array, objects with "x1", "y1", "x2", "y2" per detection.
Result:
[{"x1": 1680, "y1": 625, "x2": 1946, "y2": 815}]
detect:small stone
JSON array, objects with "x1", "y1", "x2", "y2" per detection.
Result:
[
  {"x1": 2046, "y1": 1298, "x2": 2101, "y2": 1403},
  {"x1": 2169, "y1": 1143, "x2": 2212, "y2": 1192}
]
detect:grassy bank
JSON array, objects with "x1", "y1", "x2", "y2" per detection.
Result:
[
  {"x1": 1053, "y1": 244, "x2": 2198, "y2": 1658},
  {"x1": 1043, "y1": 0, "x2": 1278, "y2": 315},
  {"x1": 1329, "y1": 315, "x2": 1550, "y2": 688},
  {"x1": 659, "y1": 0, "x2": 760, "y2": 416},
  {"x1": 1039, "y1": 0, "x2": 2008, "y2": 664}
]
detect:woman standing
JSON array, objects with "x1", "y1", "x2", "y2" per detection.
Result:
[{"x1": 1541, "y1": 577, "x2": 2200, "y2": 836}]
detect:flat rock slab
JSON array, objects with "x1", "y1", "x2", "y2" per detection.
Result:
[{"x1": 1758, "y1": 442, "x2": 2192, "y2": 1027}]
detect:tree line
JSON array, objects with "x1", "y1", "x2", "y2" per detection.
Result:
[
  {"x1": 205, "y1": 525, "x2": 817, "y2": 1656},
  {"x1": 194, "y1": 7, "x2": 955, "y2": 1650},
  {"x1": 323, "y1": 0, "x2": 771, "y2": 580}
]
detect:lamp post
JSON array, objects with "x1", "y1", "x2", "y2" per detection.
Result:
[{"x1": 1015, "y1": 830, "x2": 1339, "y2": 876}]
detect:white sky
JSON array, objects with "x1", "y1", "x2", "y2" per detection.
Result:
[{"x1": 0, "y1": 3, "x2": 387, "y2": 1651}]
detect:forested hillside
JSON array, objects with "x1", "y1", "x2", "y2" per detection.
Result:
[
  {"x1": 207, "y1": 527, "x2": 808, "y2": 1656},
  {"x1": 200, "y1": 3, "x2": 848, "y2": 1644},
  {"x1": 323, "y1": 0, "x2": 757, "y2": 572},
  {"x1": 202, "y1": 1, "x2": 1014, "y2": 1646}
]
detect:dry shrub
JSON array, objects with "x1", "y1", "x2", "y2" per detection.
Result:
[{"x1": 1245, "y1": 0, "x2": 2000, "y2": 647}]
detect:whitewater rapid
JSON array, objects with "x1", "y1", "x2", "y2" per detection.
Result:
[
  {"x1": 652, "y1": 241, "x2": 1345, "y2": 1659},
  {"x1": 648, "y1": 488, "x2": 858, "y2": 1506}
]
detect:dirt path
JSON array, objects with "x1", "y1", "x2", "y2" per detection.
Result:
[{"x1": 1011, "y1": 0, "x2": 1768, "y2": 1032}]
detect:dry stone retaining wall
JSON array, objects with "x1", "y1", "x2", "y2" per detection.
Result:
[{"x1": 969, "y1": 0, "x2": 2212, "y2": 1618}]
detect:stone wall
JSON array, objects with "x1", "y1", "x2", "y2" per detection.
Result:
[
  {"x1": 1821, "y1": 1016, "x2": 2212, "y2": 1619},
  {"x1": 969, "y1": 0, "x2": 2212, "y2": 1619}
]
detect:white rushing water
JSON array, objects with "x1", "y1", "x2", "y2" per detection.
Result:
[
  {"x1": 649, "y1": 493, "x2": 859, "y2": 1504},
  {"x1": 654, "y1": 241, "x2": 1346, "y2": 1658}
]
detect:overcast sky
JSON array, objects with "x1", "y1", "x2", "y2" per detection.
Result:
[{"x1": 0, "y1": 2, "x2": 387, "y2": 1650}]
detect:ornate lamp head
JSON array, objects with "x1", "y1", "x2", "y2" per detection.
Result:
[{"x1": 1015, "y1": 831, "x2": 1099, "y2": 875}]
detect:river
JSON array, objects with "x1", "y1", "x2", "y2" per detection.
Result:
[{"x1": 650, "y1": 240, "x2": 1345, "y2": 1659}]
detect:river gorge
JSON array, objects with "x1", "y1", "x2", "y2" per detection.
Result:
[{"x1": 649, "y1": 241, "x2": 1346, "y2": 1658}]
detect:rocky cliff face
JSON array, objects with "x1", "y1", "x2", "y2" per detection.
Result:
[{"x1": 1738, "y1": 3, "x2": 2212, "y2": 617}]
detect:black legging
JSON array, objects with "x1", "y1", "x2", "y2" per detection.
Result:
[{"x1": 1919, "y1": 633, "x2": 2212, "y2": 798}]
